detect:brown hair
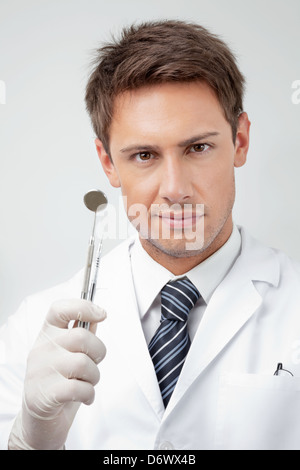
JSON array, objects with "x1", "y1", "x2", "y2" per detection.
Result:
[{"x1": 85, "y1": 20, "x2": 245, "y2": 154}]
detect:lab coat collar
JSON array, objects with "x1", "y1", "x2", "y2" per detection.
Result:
[
  {"x1": 96, "y1": 237, "x2": 166, "y2": 419},
  {"x1": 129, "y1": 234, "x2": 173, "y2": 320},
  {"x1": 236, "y1": 225, "x2": 280, "y2": 287},
  {"x1": 130, "y1": 223, "x2": 242, "y2": 319}
]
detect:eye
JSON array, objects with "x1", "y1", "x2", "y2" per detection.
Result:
[
  {"x1": 135, "y1": 151, "x2": 153, "y2": 162},
  {"x1": 190, "y1": 143, "x2": 210, "y2": 153}
]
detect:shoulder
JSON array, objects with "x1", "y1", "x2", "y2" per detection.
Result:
[
  {"x1": 27, "y1": 237, "x2": 134, "y2": 304},
  {"x1": 270, "y1": 246, "x2": 300, "y2": 288},
  {"x1": 6, "y1": 237, "x2": 135, "y2": 342},
  {"x1": 238, "y1": 226, "x2": 300, "y2": 285}
]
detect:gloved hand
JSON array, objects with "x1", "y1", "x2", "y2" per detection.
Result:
[{"x1": 8, "y1": 299, "x2": 106, "y2": 450}]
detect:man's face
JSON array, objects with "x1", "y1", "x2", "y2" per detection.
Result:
[{"x1": 96, "y1": 81, "x2": 250, "y2": 272}]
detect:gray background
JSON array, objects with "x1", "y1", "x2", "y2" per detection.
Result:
[{"x1": 0, "y1": 0, "x2": 299, "y2": 324}]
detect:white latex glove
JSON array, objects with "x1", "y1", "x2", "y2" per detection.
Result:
[{"x1": 8, "y1": 299, "x2": 106, "y2": 450}]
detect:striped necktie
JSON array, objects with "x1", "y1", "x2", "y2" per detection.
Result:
[{"x1": 148, "y1": 278, "x2": 200, "y2": 407}]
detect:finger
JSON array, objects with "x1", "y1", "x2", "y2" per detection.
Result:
[
  {"x1": 54, "y1": 378, "x2": 96, "y2": 405},
  {"x1": 56, "y1": 328, "x2": 106, "y2": 364},
  {"x1": 54, "y1": 352, "x2": 101, "y2": 386},
  {"x1": 46, "y1": 299, "x2": 106, "y2": 329},
  {"x1": 73, "y1": 319, "x2": 98, "y2": 335}
]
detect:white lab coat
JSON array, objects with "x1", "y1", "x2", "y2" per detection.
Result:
[{"x1": 1, "y1": 226, "x2": 300, "y2": 450}]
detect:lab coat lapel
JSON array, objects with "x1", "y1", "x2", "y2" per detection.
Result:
[
  {"x1": 97, "y1": 239, "x2": 164, "y2": 419},
  {"x1": 164, "y1": 277, "x2": 262, "y2": 417},
  {"x1": 164, "y1": 228, "x2": 280, "y2": 416}
]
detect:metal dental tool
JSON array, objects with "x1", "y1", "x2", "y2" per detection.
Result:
[{"x1": 78, "y1": 189, "x2": 107, "y2": 329}]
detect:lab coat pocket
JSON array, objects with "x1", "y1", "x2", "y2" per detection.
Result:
[{"x1": 215, "y1": 373, "x2": 300, "y2": 450}]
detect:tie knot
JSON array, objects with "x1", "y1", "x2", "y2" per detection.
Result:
[{"x1": 161, "y1": 278, "x2": 200, "y2": 322}]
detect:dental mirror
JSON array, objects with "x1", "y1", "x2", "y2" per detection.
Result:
[
  {"x1": 84, "y1": 189, "x2": 108, "y2": 213},
  {"x1": 78, "y1": 189, "x2": 108, "y2": 329}
]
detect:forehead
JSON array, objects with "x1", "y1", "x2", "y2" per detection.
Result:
[{"x1": 110, "y1": 81, "x2": 227, "y2": 138}]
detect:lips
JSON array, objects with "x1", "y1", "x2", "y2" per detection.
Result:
[{"x1": 158, "y1": 211, "x2": 203, "y2": 229}]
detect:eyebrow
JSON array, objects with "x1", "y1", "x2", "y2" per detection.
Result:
[
  {"x1": 178, "y1": 132, "x2": 220, "y2": 147},
  {"x1": 119, "y1": 132, "x2": 220, "y2": 154}
]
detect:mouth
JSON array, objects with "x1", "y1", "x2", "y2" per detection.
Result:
[{"x1": 158, "y1": 211, "x2": 204, "y2": 229}]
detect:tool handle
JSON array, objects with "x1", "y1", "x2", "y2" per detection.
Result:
[
  {"x1": 80, "y1": 237, "x2": 94, "y2": 300},
  {"x1": 79, "y1": 237, "x2": 95, "y2": 330}
]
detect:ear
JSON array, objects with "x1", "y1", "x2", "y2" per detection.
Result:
[
  {"x1": 95, "y1": 138, "x2": 121, "y2": 188},
  {"x1": 234, "y1": 112, "x2": 251, "y2": 168}
]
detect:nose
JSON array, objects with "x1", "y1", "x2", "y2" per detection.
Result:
[{"x1": 159, "y1": 156, "x2": 193, "y2": 204}]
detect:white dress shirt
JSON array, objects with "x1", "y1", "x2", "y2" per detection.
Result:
[{"x1": 129, "y1": 224, "x2": 241, "y2": 344}]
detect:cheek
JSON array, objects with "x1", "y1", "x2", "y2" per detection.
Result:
[
  {"x1": 118, "y1": 168, "x2": 159, "y2": 206},
  {"x1": 214, "y1": 169, "x2": 236, "y2": 214},
  {"x1": 216, "y1": 173, "x2": 235, "y2": 209},
  {"x1": 198, "y1": 158, "x2": 235, "y2": 203},
  {"x1": 119, "y1": 178, "x2": 157, "y2": 214}
]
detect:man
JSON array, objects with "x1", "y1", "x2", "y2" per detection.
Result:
[{"x1": 1, "y1": 19, "x2": 300, "y2": 451}]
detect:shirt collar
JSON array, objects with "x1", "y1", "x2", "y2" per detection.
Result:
[{"x1": 130, "y1": 224, "x2": 241, "y2": 319}]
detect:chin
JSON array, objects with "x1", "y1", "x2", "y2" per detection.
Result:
[{"x1": 144, "y1": 237, "x2": 207, "y2": 259}]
